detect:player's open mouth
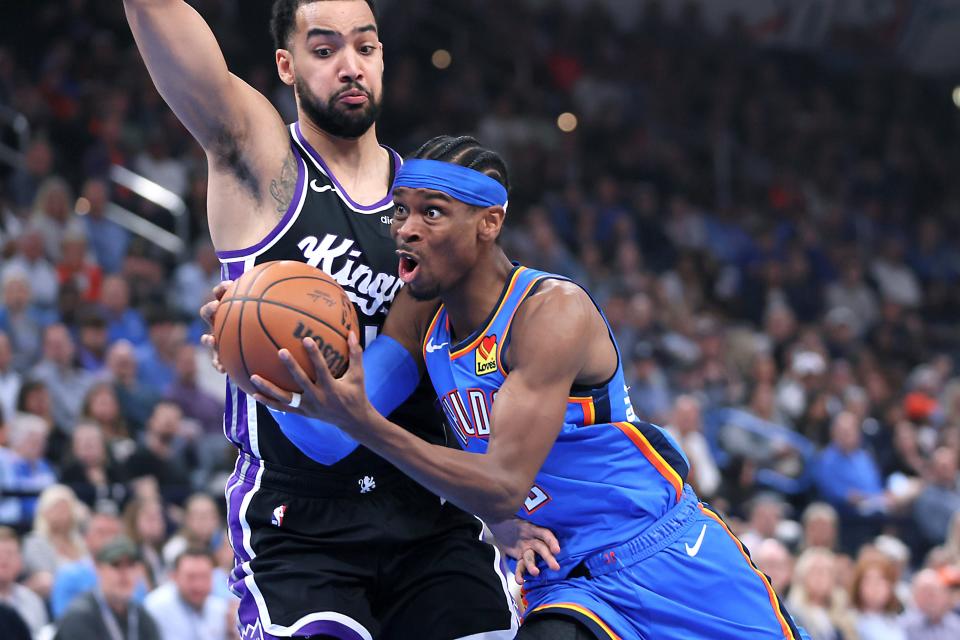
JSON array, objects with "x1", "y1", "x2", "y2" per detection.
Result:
[{"x1": 397, "y1": 251, "x2": 420, "y2": 283}]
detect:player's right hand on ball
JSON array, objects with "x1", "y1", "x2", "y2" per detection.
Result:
[{"x1": 199, "y1": 280, "x2": 232, "y2": 374}]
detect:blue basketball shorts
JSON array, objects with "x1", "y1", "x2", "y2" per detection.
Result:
[{"x1": 520, "y1": 485, "x2": 810, "y2": 639}]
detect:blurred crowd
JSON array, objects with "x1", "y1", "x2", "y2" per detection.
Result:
[{"x1": 1, "y1": 1, "x2": 960, "y2": 638}]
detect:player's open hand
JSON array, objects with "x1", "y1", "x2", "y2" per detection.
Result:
[
  {"x1": 251, "y1": 333, "x2": 374, "y2": 434},
  {"x1": 488, "y1": 518, "x2": 561, "y2": 585},
  {"x1": 199, "y1": 280, "x2": 232, "y2": 374}
]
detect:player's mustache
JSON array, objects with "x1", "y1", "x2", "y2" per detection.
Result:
[{"x1": 332, "y1": 81, "x2": 372, "y2": 101}]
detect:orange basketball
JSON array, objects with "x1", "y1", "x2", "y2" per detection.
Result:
[{"x1": 213, "y1": 261, "x2": 359, "y2": 396}]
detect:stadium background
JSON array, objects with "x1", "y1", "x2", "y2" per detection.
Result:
[{"x1": 1, "y1": 0, "x2": 960, "y2": 638}]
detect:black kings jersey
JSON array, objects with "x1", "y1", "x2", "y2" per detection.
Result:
[{"x1": 216, "y1": 122, "x2": 445, "y2": 476}]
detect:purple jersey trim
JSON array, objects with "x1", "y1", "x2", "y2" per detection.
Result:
[
  {"x1": 216, "y1": 140, "x2": 306, "y2": 260},
  {"x1": 292, "y1": 121, "x2": 399, "y2": 211}
]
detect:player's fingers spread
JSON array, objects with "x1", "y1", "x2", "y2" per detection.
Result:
[
  {"x1": 302, "y1": 338, "x2": 334, "y2": 385},
  {"x1": 527, "y1": 540, "x2": 559, "y2": 570},
  {"x1": 200, "y1": 299, "x2": 219, "y2": 326},
  {"x1": 346, "y1": 332, "x2": 363, "y2": 379},
  {"x1": 532, "y1": 525, "x2": 561, "y2": 554},
  {"x1": 250, "y1": 375, "x2": 291, "y2": 404},
  {"x1": 513, "y1": 563, "x2": 525, "y2": 585},
  {"x1": 213, "y1": 280, "x2": 231, "y2": 300}
]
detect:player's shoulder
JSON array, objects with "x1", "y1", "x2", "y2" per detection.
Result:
[{"x1": 512, "y1": 277, "x2": 597, "y2": 337}]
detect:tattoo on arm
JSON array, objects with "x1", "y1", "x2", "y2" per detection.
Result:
[{"x1": 270, "y1": 151, "x2": 298, "y2": 213}]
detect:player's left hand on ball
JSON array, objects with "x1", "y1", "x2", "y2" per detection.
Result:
[
  {"x1": 252, "y1": 333, "x2": 372, "y2": 431},
  {"x1": 489, "y1": 518, "x2": 561, "y2": 585}
]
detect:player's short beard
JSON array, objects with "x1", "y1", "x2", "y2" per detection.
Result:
[{"x1": 296, "y1": 76, "x2": 381, "y2": 139}]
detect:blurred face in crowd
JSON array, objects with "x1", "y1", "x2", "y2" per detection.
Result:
[
  {"x1": 79, "y1": 322, "x2": 108, "y2": 357},
  {"x1": 276, "y1": 1, "x2": 383, "y2": 139},
  {"x1": 100, "y1": 276, "x2": 130, "y2": 314},
  {"x1": 930, "y1": 447, "x2": 958, "y2": 487},
  {"x1": 72, "y1": 423, "x2": 106, "y2": 468},
  {"x1": 86, "y1": 514, "x2": 122, "y2": 555},
  {"x1": 857, "y1": 565, "x2": 894, "y2": 613},
  {"x1": 185, "y1": 495, "x2": 219, "y2": 543},
  {"x1": 174, "y1": 344, "x2": 197, "y2": 382},
  {"x1": 18, "y1": 230, "x2": 44, "y2": 262},
  {"x1": 174, "y1": 553, "x2": 214, "y2": 610},
  {"x1": 803, "y1": 510, "x2": 837, "y2": 550},
  {"x1": 43, "y1": 495, "x2": 77, "y2": 534},
  {"x1": 106, "y1": 341, "x2": 138, "y2": 385},
  {"x1": 912, "y1": 570, "x2": 952, "y2": 622},
  {"x1": 81, "y1": 179, "x2": 109, "y2": 217},
  {"x1": 800, "y1": 551, "x2": 835, "y2": 605},
  {"x1": 97, "y1": 555, "x2": 142, "y2": 609},
  {"x1": 86, "y1": 385, "x2": 121, "y2": 425},
  {"x1": 2, "y1": 275, "x2": 31, "y2": 312},
  {"x1": 21, "y1": 384, "x2": 52, "y2": 420},
  {"x1": 754, "y1": 539, "x2": 793, "y2": 595},
  {"x1": 0, "y1": 536, "x2": 22, "y2": 588},
  {"x1": 60, "y1": 236, "x2": 87, "y2": 269},
  {"x1": 43, "y1": 324, "x2": 75, "y2": 367},
  {"x1": 40, "y1": 181, "x2": 71, "y2": 221},
  {"x1": 147, "y1": 402, "x2": 182, "y2": 449},
  {"x1": 750, "y1": 499, "x2": 784, "y2": 538},
  {"x1": 671, "y1": 396, "x2": 701, "y2": 435},
  {"x1": 135, "y1": 499, "x2": 166, "y2": 546},
  {"x1": 13, "y1": 422, "x2": 47, "y2": 462},
  {"x1": 831, "y1": 411, "x2": 861, "y2": 453}
]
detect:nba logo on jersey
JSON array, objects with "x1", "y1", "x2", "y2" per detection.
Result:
[
  {"x1": 476, "y1": 335, "x2": 498, "y2": 376},
  {"x1": 271, "y1": 504, "x2": 287, "y2": 527}
]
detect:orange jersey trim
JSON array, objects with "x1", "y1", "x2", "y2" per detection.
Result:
[
  {"x1": 450, "y1": 267, "x2": 527, "y2": 360},
  {"x1": 613, "y1": 422, "x2": 683, "y2": 502},
  {"x1": 699, "y1": 506, "x2": 798, "y2": 640},
  {"x1": 570, "y1": 396, "x2": 596, "y2": 425},
  {"x1": 530, "y1": 603, "x2": 621, "y2": 639},
  {"x1": 421, "y1": 305, "x2": 445, "y2": 362}
]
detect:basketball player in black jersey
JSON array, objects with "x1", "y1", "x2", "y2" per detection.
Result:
[{"x1": 123, "y1": 1, "x2": 537, "y2": 637}]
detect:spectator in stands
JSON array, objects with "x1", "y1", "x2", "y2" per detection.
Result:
[
  {"x1": 59, "y1": 420, "x2": 125, "y2": 508},
  {"x1": 123, "y1": 497, "x2": 167, "y2": 590},
  {"x1": 815, "y1": 411, "x2": 889, "y2": 553},
  {"x1": 825, "y1": 259, "x2": 879, "y2": 339},
  {"x1": 913, "y1": 446, "x2": 960, "y2": 548},
  {"x1": 847, "y1": 555, "x2": 904, "y2": 640},
  {"x1": 134, "y1": 309, "x2": 185, "y2": 392},
  {"x1": 170, "y1": 240, "x2": 220, "y2": 319},
  {"x1": 871, "y1": 238, "x2": 922, "y2": 309},
  {"x1": 29, "y1": 176, "x2": 83, "y2": 264},
  {"x1": 53, "y1": 536, "x2": 160, "y2": 640},
  {"x1": 787, "y1": 548, "x2": 857, "y2": 640},
  {"x1": 164, "y1": 343, "x2": 222, "y2": 435},
  {"x1": 666, "y1": 394, "x2": 720, "y2": 499},
  {"x1": 29, "y1": 324, "x2": 98, "y2": 433},
  {"x1": 0, "y1": 268, "x2": 55, "y2": 372},
  {"x1": 56, "y1": 231, "x2": 102, "y2": 303},
  {"x1": 898, "y1": 569, "x2": 960, "y2": 639},
  {"x1": 21, "y1": 485, "x2": 86, "y2": 600},
  {"x1": 82, "y1": 382, "x2": 134, "y2": 461},
  {"x1": 739, "y1": 492, "x2": 788, "y2": 552},
  {"x1": 3, "y1": 225, "x2": 59, "y2": 311},
  {"x1": 145, "y1": 548, "x2": 227, "y2": 640},
  {"x1": 99, "y1": 275, "x2": 148, "y2": 346},
  {"x1": 78, "y1": 178, "x2": 129, "y2": 275},
  {"x1": 626, "y1": 341, "x2": 671, "y2": 425},
  {"x1": 6, "y1": 414, "x2": 56, "y2": 523},
  {"x1": 0, "y1": 526, "x2": 48, "y2": 637},
  {"x1": 14, "y1": 380, "x2": 55, "y2": 439},
  {"x1": 162, "y1": 493, "x2": 221, "y2": 567},
  {"x1": 801, "y1": 503, "x2": 840, "y2": 552},
  {"x1": 105, "y1": 340, "x2": 158, "y2": 435},
  {"x1": 49, "y1": 505, "x2": 122, "y2": 619},
  {"x1": 74, "y1": 307, "x2": 110, "y2": 374},
  {"x1": 754, "y1": 538, "x2": 795, "y2": 599},
  {"x1": 7, "y1": 139, "x2": 53, "y2": 211},
  {"x1": 123, "y1": 401, "x2": 191, "y2": 505},
  {"x1": 0, "y1": 333, "x2": 21, "y2": 423}
]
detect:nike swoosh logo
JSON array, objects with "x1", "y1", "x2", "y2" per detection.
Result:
[
  {"x1": 425, "y1": 339, "x2": 448, "y2": 353},
  {"x1": 685, "y1": 524, "x2": 707, "y2": 557}
]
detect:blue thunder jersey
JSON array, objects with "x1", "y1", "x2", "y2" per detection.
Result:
[{"x1": 422, "y1": 265, "x2": 691, "y2": 575}]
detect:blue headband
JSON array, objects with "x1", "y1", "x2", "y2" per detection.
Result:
[{"x1": 394, "y1": 159, "x2": 508, "y2": 208}]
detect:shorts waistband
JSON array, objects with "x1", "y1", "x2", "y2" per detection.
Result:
[
  {"x1": 575, "y1": 484, "x2": 700, "y2": 579},
  {"x1": 231, "y1": 451, "x2": 418, "y2": 498}
]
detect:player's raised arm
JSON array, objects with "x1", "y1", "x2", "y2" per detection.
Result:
[{"x1": 123, "y1": 0, "x2": 290, "y2": 248}]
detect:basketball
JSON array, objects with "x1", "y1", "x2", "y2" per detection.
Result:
[{"x1": 213, "y1": 261, "x2": 359, "y2": 396}]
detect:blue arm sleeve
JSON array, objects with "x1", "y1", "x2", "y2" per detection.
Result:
[{"x1": 270, "y1": 335, "x2": 420, "y2": 465}]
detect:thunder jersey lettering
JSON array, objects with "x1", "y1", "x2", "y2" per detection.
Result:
[
  {"x1": 422, "y1": 266, "x2": 691, "y2": 572},
  {"x1": 216, "y1": 122, "x2": 445, "y2": 475}
]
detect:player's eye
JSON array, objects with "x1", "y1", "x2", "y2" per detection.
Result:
[
  {"x1": 314, "y1": 47, "x2": 334, "y2": 58},
  {"x1": 359, "y1": 44, "x2": 376, "y2": 55},
  {"x1": 425, "y1": 207, "x2": 443, "y2": 220},
  {"x1": 393, "y1": 203, "x2": 408, "y2": 218}
]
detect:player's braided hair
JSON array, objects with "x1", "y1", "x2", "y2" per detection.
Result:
[
  {"x1": 271, "y1": 0, "x2": 378, "y2": 50},
  {"x1": 409, "y1": 135, "x2": 510, "y2": 197}
]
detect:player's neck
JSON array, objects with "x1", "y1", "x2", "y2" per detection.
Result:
[
  {"x1": 299, "y1": 119, "x2": 383, "y2": 168},
  {"x1": 443, "y1": 251, "x2": 514, "y2": 343}
]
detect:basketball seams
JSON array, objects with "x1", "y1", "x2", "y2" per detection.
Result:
[
  {"x1": 240, "y1": 297, "x2": 350, "y2": 341},
  {"x1": 236, "y1": 262, "x2": 281, "y2": 389}
]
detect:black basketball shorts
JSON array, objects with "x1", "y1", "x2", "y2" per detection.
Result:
[{"x1": 225, "y1": 453, "x2": 518, "y2": 639}]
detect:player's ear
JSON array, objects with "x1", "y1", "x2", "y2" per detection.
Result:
[
  {"x1": 276, "y1": 49, "x2": 295, "y2": 86},
  {"x1": 477, "y1": 206, "x2": 505, "y2": 243}
]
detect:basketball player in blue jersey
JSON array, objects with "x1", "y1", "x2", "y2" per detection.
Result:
[
  {"x1": 253, "y1": 136, "x2": 812, "y2": 639},
  {"x1": 125, "y1": 2, "x2": 528, "y2": 638}
]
